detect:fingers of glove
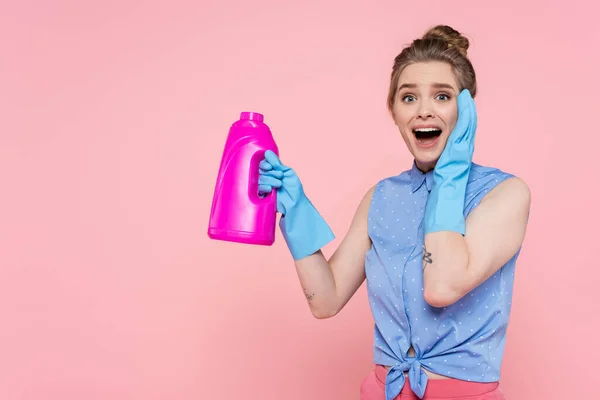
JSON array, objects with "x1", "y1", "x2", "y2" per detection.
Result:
[
  {"x1": 259, "y1": 159, "x2": 274, "y2": 172},
  {"x1": 264, "y1": 150, "x2": 284, "y2": 170},
  {"x1": 258, "y1": 184, "x2": 273, "y2": 194},
  {"x1": 258, "y1": 167, "x2": 284, "y2": 179},
  {"x1": 258, "y1": 174, "x2": 283, "y2": 189},
  {"x1": 455, "y1": 89, "x2": 477, "y2": 142},
  {"x1": 457, "y1": 88, "x2": 472, "y2": 105}
]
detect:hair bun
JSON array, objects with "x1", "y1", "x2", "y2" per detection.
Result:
[{"x1": 422, "y1": 25, "x2": 469, "y2": 57}]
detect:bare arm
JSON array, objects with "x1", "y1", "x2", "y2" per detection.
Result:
[
  {"x1": 422, "y1": 177, "x2": 531, "y2": 307},
  {"x1": 294, "y1": 185, "x2": 375, "y2": 318}
]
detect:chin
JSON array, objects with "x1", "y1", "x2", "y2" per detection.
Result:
[
  {"x1": 413, "y1": 155, "x2": 439, "y2": 172},
  {"x1": 411, "y1": 143, "x2": 444, "y2": 171},
  {"x1": 412, "y1": 137, "x2": 447, "y2": 172}
]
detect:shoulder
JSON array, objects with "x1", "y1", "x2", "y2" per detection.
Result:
[
  {"x1": 469, "y1": 163, "x2": 514, "y2": 181},
  {"x1": 373, "y1": 168, "x2": 414, "y2": 191},
  {"x1": 358, "y1": 168, "x2": 413, "y2": 212},
  {"x1": 485, "y1": 176, "x2": 531, "y2": 210},
  {"x1": 471, "y1": 163, "x2": 531, "y2": 214}
]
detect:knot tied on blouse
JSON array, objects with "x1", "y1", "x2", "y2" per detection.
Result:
[{"x1": 385, "y1": 357, "x2": 428, "y2": 399}]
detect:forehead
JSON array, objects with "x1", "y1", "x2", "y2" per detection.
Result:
[{"x1": 398, "y1": 61, "x2": 458, "y2": 89}]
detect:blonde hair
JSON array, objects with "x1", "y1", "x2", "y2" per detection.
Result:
[{"x1": 387, "y1": 25, "x2": 477, "y2": 112}]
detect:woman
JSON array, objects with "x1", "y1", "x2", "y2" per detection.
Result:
[{"x1": 257, "y1": 25, "x2": 530, "y2": 400}]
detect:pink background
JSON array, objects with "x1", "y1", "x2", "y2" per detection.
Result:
[{"x1": 1, "y1": 1, "x2": 597, "y2": 399}]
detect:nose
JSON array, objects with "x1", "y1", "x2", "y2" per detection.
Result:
[{"x1": 416, "y1": 99, "x2": 434, "y2": 119}]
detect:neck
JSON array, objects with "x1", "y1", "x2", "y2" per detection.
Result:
[{"x1": 415, "y1": 160, "x2": 435, "y2": 173}]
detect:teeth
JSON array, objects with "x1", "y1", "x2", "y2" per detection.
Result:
[{"x1": 414, "y1": 128, "x2": 440, "y2": 132}]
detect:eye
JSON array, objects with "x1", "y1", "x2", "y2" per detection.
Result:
[
  {"x1": 436, "y1": 93, "x2": 451, "y2": 101},
  {"x1": 401, "y1": 94, "x2": 416, "y2": 103}
]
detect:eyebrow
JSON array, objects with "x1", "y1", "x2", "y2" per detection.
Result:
[{"x1": 397, "y1": 83, "x2": 456, "y2": 92}]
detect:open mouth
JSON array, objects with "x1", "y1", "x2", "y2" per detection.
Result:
[{"x1": 413, "y1": 127, "x2": 442, "y2": 146}]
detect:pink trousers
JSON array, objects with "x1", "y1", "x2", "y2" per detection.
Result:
[{"x1": 360, "y1": 365, "x2": 505, "y2": 399}]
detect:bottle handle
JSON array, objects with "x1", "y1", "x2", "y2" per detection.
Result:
[{"x1": 249, "y1": 149, "x2": 276, "y2": 203}]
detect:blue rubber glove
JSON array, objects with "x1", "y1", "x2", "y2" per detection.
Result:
[
  {"x1": 258, "y1": 150, "x2": 335, "y2": 260},
  {"x1": 424, "y1": 89, "x2": 477, "y2": 235}
]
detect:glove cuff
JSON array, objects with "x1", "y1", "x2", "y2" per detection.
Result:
[{"x1": 279, "y1": 197, "x2": 335, "y2": 260}]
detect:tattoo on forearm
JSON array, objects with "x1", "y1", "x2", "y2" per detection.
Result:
[
  {"x1": 422, "y1": 244, "x2": 432, "y2": 269},
  {"x1": 303, "y1": 287, "x2": 315, "y2": 302}
]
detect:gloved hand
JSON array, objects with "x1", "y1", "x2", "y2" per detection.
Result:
[
  {"x1": 424, "y1": 89, "x2": 477, "y2": 236},
  {"x1": 258, "y1": 150, "x2": 335, "y2": 260}
]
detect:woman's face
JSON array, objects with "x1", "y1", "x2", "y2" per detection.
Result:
[{"x1": 391, "y1": 61, "x2": 460, "y2": 172}]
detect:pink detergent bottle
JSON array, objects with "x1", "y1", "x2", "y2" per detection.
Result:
[{"x1": 207, "y1": 111, "x2": 279, "y2": 245}]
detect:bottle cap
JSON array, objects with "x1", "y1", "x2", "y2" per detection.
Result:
[{"x1": 240, "y1": 112, "x2": 264, "y2": 122}]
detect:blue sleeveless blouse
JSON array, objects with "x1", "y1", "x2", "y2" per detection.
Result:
[{"x1": 365, "y1": 161, "x2": 520, "y2": 399}]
